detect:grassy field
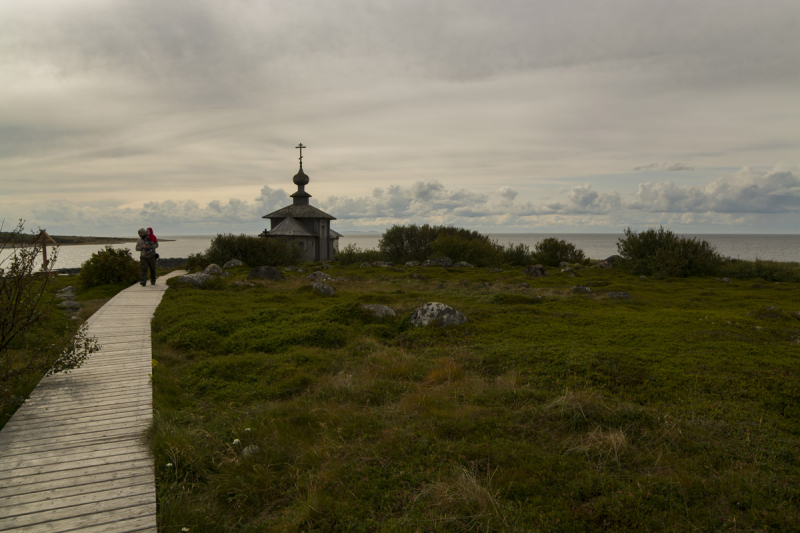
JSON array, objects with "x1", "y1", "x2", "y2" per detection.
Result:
[{"x1": 150, "y1": 262, "x2": 799, "y2": 531}]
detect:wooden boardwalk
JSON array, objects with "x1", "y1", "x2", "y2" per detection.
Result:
[{"x1": 0, "y1": 271, "x2": 184, "y2": 532}]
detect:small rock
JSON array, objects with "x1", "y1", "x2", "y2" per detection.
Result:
[
  {"x1": 793, "y1": 311, "x2": 800, "y2": 320},
  {"x1": 595, "y1": 261, "x2": 611, "y2": 269},
  {"x1": 393, "y1": 267, "x2": 405, "y2": 272},
  {"x1": 311, "y1": 282, "x2": 336, "y2": 296},
  {"x1": 453, "y1": 261, "x2": 474, "y2": 268},
  {"x1": 423, "y1": 257, "x2": 453, "y2": 268},
  {"x1": 320, "y1": 263, "x2": 333, "y2": 269},
  {"x1": 307, "y1": 271, "x2": 333, "y2": 282},
  {"x1": 284, "y1": 266, "x2": 298, "y2": 272},
  {"x1": 57, "y1": 285, "x2": 75, "y2": 294},
  {"x1": 561, "y1": 266, "x2": 573, "y2": 273},
  {"x1": 296, "y1": 268, "x2": 305, "y2": 273},
  {"x1": 57, "y1": 300, "x2": 81, "y2": 310},
  {"x1": 360, "y1": 304, "x2": 396, "y2": 319},
  {"x1": 559, "y1": 262, "x2": 569, "y2": 267},
  {"x1": 241, "y1": 445, "x2": 260, "y2": 458},
  {"x1": 70, "y1": 315, "x2": 82, "y2": 321},
  {"x1": 410, "y1": 273, "x2": 426, "y2": 281},
  {"x1": 405, "y1": 261, "x2": 421, "y2": 267},
  {"x1": 607, "y1": 291, "x2": 631, "y2": 299},
  {"x1": 203, "y1": 264, "x2": 223, "y2": 275},
  {"x1": 571, "y1": 286, "x2": 592, "y2": 294},
  {"x1": 178, "y1": 273, "x2": 215, "y2": 287},
  {"x1": 221, "y1": 272, "x2": 232, "y2": 277},
  {"x1": 487, "y1": 268, "x2": 504, "y2": 273},
  {"x1": 55, "y1": 291, "x2": 76, "y2": 300},
  {"x1": 639, "y1": 276, "x2": 647, "y2": 280},
  {"x1": 223, "y1": 259, "x2": 244, "y2": 269},
  {"x1": 435, "y1": 283, "x2": 445, "y2": 289},
  {"x1": 718, "y1": 277, "x2": 732, "y2": 283},
  {"x1": 482, "y1": 282, "x2": 492, "y2": 287},
  {"x1": 247, "y1": 266, "x2": 285, "y2": 280},
  {"x1": 409, "y1": 302, "x2": 468, "y2": 327},
  {"x1": 372, "y1": 261, "x2": 395, "y2": 267},
  {"x1": 233, "y1": 282, "x2": 254, "y2": 288},
  {"x1": 360, "y1": 262, "x2": 372, "y2": 268},
  {"x1": 517, "y1": 282, "x2": 530, "y2": 288},
  {"x1": 522, "y1": 265, "x2": 547, "y2": 277},
  {"x1": 569, "y1": 271, "x2": 579, "y2": 277}
]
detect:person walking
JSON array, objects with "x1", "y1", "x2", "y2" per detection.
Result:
[{"x1": 136, "y1": 227, "x2": 159, "y2": 286}]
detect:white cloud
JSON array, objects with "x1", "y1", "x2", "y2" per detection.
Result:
[{"x1": 633, "y1": 162, "x2": 695, "y2": 171}]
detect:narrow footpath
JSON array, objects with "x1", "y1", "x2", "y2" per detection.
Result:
[{"x1": 0, "y1": 271, "x2": 185, "y2": 532}]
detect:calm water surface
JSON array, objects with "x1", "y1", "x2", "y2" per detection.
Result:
[{"x1": 2, "y1": 233, "x2": 798, "y2": 269}]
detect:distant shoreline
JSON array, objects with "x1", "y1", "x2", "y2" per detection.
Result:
[{"x1": 1, "y1": 234, "x2": 175, "y2": 246}]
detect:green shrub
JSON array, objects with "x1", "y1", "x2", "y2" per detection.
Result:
[
  {"x1": 717, "y1": 259, "x2": 800, "y2": 282},
  {"x1": 78, "y1": 246, "x2": 140, "y2": 288},
  {"x1": 532, "y1": 238, "x2": 587, "y2": 267},
  {"x1": 379, "y1": 224, "x2": 492, "y2": 263},
  {"x1": 336, "y1": 244, "x2": 387, "y2": 265},
  {"x1": 430, "y1": 234, "x2": 503, "y2": 267},
  {"x1": 189, "y1": 234, "x2": 302, "y2": 271},
  {"x1": 502, "y1": 242, "x2": 534, "y2": 266},
  {"x1": 616, "y1": 227, "x2": 722, "y2": 278}
]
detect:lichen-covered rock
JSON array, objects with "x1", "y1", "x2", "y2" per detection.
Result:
[
  {"x1": 454, "y1": 261, "x2": 474, "y2": 268},
  {"x1": 522, "y1": 265, "x2": 547, "y2": 277},
  {"x1": 561, "y1": 266, "x2": 573, "y2": 273},
  {"x1": 307, "y1": 271, "x2": 333, "y2": 282},
  {"x1": 247, "y1": 266, "x2": 285, "y2": 280},
  {"x1": 178, "y1": 273, "x2": 215, "y2": 287},
  {"x1": 571, "y1": 285, "x2": 592, "y2": 294},
  {"x1": 409, "y1": 302, "x2": 468, "y2": 327},
  {"x1": 423, "y1": 257, "x2": 453, "y2": 268},
  {"x1": 373, "y1": 261, "x2": 395, "y2": 267},
  {"x1": 233, "y1": 281, "x2": 254, "y2": 288},
  {"x1": 223, "y1": 259, "x2": 244, "y2": 269},
  {"x1": 360, "y1": 304, "x2": 396, "y2": 319},
  {"x1": 607, "y1": 291, "x2": 631, "y2": 299},
  {"x1": 203, "y1": 264, "x2": 223, "y2": 275},
  {"x1": 57, "y1": 300, "x2": 81, "y2": 310},
  {"x1": 405, "y1": 261, "x2": 421, "y2": 267},
  {"x1": 311, "y1": 281, "x2": 335, "y2": 296}
]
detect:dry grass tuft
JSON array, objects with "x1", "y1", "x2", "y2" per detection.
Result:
[
  {"x1": 547, "y1": 388, "x2": 608, "y2": 425},
  {"x1": 569, "y1": 426, "x2": 628, "y2": 466},
  {"x1": 418, "y1": 465, "x2": 504, "y2": 520},
  {"x1": 425, "y1": 358, "x2": 464, "y2": 385}
]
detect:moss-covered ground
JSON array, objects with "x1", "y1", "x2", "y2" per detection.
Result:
[{"x1": 150, "y1": 263, "x2": 799, "y2": 532}]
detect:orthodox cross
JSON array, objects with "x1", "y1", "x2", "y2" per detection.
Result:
[{"x1": 296, "y1": 143, "x2": 306, "y2": 166}]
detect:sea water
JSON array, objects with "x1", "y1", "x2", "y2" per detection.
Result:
[{"x1": 2, "y1": 233, "x2": 798, "y2": 269}]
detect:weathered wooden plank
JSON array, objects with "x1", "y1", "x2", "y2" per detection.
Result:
[
  {"x1": 0, "y1": 482, "x2": 153, "y2": 519},
  {"x1": 0, "y1": 449, "x2": 152, "y2": 480},
  {"x1": 0, "y1": 427, "x2": 146, "y2": 454},
  {"x1": 0, "y1": 461, "x2": 153, "y2": 498},
  {"x1": 4, "y1": 399, "x2": 151, "y2": 423},
  {"x1": 0, "y1": 473, "x2": 153, "y2": 509},
  {"x1": 0, "y1": 438, "x2": 145, "y2": 468},
  {"x1": 0, "y1": 494, "x2": 155, "y2": 529}
]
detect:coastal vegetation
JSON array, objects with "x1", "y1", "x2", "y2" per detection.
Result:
[
  {"x1": 78, "y1": 245, "x2": 141, "y2": 288},
  {"x1": 149, "y1": 254, "x2": 799, "y2": 530},
  {"x1": 186, "y1": 234, "x2": 302, "y2": 271}
]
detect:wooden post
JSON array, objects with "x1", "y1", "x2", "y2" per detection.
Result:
[{"x1": 35, "y1": 230, "x2": 57, "y2": 271}]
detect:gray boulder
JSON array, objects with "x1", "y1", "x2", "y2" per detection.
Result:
[
  {"x1": 241, "y1": 444, "x2": 260, "y2": 458},
  {"x1": 423, "y1": 257, "x2": 453, "y2": 268},
  {"x1": 410, "y1": 273, "x2": 426, "y2": 281},
  {"x1": 639, "y1": 276, "x2": 647, "y2": 280},
  {"x1": 607, "y1": 291, "x2": 631, "y2": 299},
  {"x1": 223, "y1": 259, "x2": 244, "y2": 269},
  {"x1": 311, "y1": 281, "x2": 335, "y2": 296},
  {"x1": 307, "y1": 271, "x2": 333, "y2": 282},
  {"x1": 57, "y1": 300, "x2": 81, "y2": 310},
  {"x1": 178, "y1": 273, "x2": 215, "y2": 287},
  {"x1": 487, "y1": 268, "x2": 504, "y2": 273},
  {"x1": 571, "y1": 285, "x2": 592, "y2": 294},
  {"x1": 405, "y1": 261, "x2": 421, "y2": 267},
  {"x1": 409, "y1": 302, "x2": 468, "y2": 327},
  {"x1": 56, "y1": 286, "x2": 76, "y2": 299},
  {"x1": 233, "y1": 281, "x2": 254, "y2": 288},
  {"x1": 718, "y1": 277, "x2": 732, "y2": 283},
  {"x1": 203, "y1": 264, "x2": 223, "y2": 275},
  {"x1": 247, "y1": 266, "x2": 284, "y2": 280},
  {"x1": 522, "y1": 265, "x2": 547, "y2": 277},
  {"x1": 319, "y1": 263, "x2": 333, "y2": 269},
  {"x1": 559, "y1": 262, "x2": 569, "y2": 267},
  {"x1": 360, "y1": 304, "x2": 396, "y2": 319},
  {"x1": 454, "y1": 261, "x2": 474, "y2": 268},
  {"x1": 284, "y1": 266, "x2": 298, "y2": 271},
  {"x1": 373, "y1": 261, "x2": 395, "y2": 267},
  {"x1": 360, "y1": 262, "x2": 372, "y2": 268},
  {"x1": 561, "y1": 266, "x2": 573, "y2": 273}
]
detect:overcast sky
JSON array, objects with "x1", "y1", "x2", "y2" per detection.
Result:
[{"x1": 1, "y1": 0, "x2": 798, "y2": 236}]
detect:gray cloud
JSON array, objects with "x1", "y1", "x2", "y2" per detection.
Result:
[{"x1": 634, "y1": 162, "x2": 696, "y2": 171}]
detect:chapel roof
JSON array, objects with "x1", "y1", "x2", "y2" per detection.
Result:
[{"x1": 267, "y1": 216, "x2": 317, "y2": 237}]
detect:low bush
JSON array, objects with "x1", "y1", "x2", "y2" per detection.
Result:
[
  {"x1": 336, "y1": 244, "x2": 387, "y2": 265},
  {"x1": 717, "y1": 258, "x2": 800, "y2": 282},
  {"x1": 532, "y1": 238, "x2": 587, "y2": 267},
  {"x1": 617, "y1": 227, "x2": 722, "y2": 278},
  {"x1": 78, "y1": 246, "x2": 140, "y2": 287},
  {"x1": 379, "y1": 224, "x2": 491, "y2": 264},
  {"x1": 502, "y1": 242, "x2": 535, "y2": 266},
  {"x1": 430, "y1": 234, "x2": 503, "y2": 267},
  {"x1": 189, "y1": 234, "x2": 302, "y2": 271}
]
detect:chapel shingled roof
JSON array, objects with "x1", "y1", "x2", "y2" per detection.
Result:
[
  {"x1": 262, "y1": 204, "x2": 336, "y2": 220},
  {"x1": 267, "y1": 216, "x2": 317, "y2": 237}
]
